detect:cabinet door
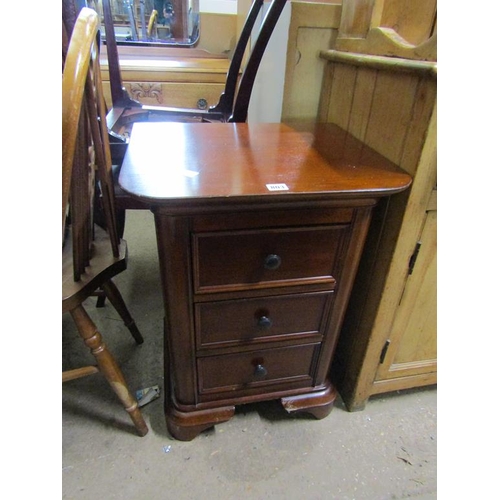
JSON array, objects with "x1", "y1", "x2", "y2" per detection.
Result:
[
  {"x1": 373, "y1": 190, "x2": 437, "y2": 392},
  {"x1": 281, "y1": 2, "x2": 342, "y2": 122}
]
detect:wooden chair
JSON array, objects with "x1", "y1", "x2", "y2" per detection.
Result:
[
  {"x1": 62, "y1": 6, "x2": 148, "y2": 437},
  {"x1": 100, "y1": 0, "x2": 289, "y2": 236},
  {"x1": 105, "y1": 0, "x2": 288, "y2": 128}
]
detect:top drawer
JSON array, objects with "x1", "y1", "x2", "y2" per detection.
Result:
[{"x1": 192, "y1": 225, "x2": 350, "y2": 293}]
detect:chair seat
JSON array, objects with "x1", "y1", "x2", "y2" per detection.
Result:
[{"x1": 62, "y1": 226, "x2": 128, "y2": 313}]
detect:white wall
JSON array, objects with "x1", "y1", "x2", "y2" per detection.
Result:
[
  {"x1": 247, "y1": 0, "x2": 291, "y2": 123},
  {"x1": 199, "y1": 0, "x2": 291, "y2": 123},
  {"x1": 200, "y1": 0, "x2": 237, "y2": 14}
]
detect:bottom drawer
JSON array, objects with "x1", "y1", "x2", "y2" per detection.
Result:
[{"x1": 197, "y1": 343, "x2": 320, "y2": 395}]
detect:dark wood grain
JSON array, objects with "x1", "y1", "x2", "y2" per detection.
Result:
[
  {"x1": 195, "y1": 291, "x2": 332, "y2": 348},
  {"x1": 193, "y1": 225, "x2": 348, "y2": 293},
  {"x1": 119, "y1": 120, "x2": 412, "y2": 440}
]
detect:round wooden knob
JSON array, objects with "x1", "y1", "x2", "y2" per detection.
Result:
[
  {"x1": 254, "y1": 364, "x2": 268, "y2": 378},
  {"x1": 197, "y1": 98, "x2": 208, "y2": 110},
  {"x1": 264, "y1": 254, "x2": 281, "y2": 270},
  {"x1": 258, "y1": 316, "x2": 272, "y2": 328}
]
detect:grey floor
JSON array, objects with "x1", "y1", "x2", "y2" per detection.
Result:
[{"x1": 62, "y1": 210, "x2": 437, "y2": 500}]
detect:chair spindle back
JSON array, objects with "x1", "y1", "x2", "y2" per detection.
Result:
[{"x1": 62, "y1": 7, "x2": 120, "y2": 281}]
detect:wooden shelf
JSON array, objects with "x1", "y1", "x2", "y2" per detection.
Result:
[{"x1": 320, "y1": 49, "x2": 437, "y2": 78}]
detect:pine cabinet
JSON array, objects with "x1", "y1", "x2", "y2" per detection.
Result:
[
  {"x1": 373, "y1": 189, "x2": 436, "y2": 393},
  {"x1": 318, "y1": 50, "x2": 437, "y2": 411}
]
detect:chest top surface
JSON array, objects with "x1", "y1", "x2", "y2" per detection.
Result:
[{"x1": 118, "y1": 121, "x2": 412, "y2": 207}]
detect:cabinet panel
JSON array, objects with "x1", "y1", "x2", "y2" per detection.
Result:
[
  {"x1": 281, "y1": 1, "x2": 342, "y2": 121},
  {"x1": 374, "y1": 207, "x2": 436, "y2": 386},
  {"x1": 282, "y1": 27, "x2": 337, "y2": 121},
  {"x1": 102, "y1": 81, "x2": 225, "y2": 109},
  {"x1": 321, "y1": 51, "x2": 437, "y2": 410}
]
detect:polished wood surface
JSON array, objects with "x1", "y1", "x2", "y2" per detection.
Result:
[
  {"x1": 193, "y1": 225, "x2": 347, "y2": 293},
  {"x1": 119, "y1": 121, "x2": 411, "y2": 205},
  {"x1": 195, "y1": 291, "x2": 332, "y2": 348},
  {"x1": 119, "y1": 120, "x2": 411, "y2": 440}
]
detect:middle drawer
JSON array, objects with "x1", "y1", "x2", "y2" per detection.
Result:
[{"x1": 195, "y1": 291, "x2": 333, "y2": 349}]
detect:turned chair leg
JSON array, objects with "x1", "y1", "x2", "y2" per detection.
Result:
[
  {"x1": 101, "y1": 279, "x2": 144, "y2": 344},
  {"x1": 70, "y1": 305, "x2": 148, "y2": 436}
]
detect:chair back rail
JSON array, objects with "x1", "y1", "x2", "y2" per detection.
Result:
[
  {"x1": 208, "y1": 0, "x2": 265, "y2": 119},
  {"x1": 229, "y1": 0, "x2": 288, "y2": 122},
  {"x1": 63, "y1": 7, "x2": 120, "y2": 281},
  {"x1": 83, "y1": 47, "x2": 120, "y2": 252},
  {"x1": 100, "y1": 0, "x2": 289, "y2": 123},
  {"x1": 62, "y1": 12, "x2": 96, "y2": 240},
  {"x1": 102, "y1": 0, "x2": 136, "y2": 108},
  {"x1": 69, "y1": 115, "x2": 93, "y2": 279}
]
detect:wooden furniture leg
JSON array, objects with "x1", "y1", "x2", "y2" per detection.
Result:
[
  {"x1": 70, "y1": 305, "x2": 148, "y2": 436},
  {"x1": 101, "y1": 279, "x2": 144, "y2": 344},
  {"x1": 166, "y1": 405, "x2": 236, "y2": 441},
  {"x1": 95, "y1": 289, "x2": 107, "y2": 308},
  {"x1": 281, "y1": 381, "x2": 337, "y2": 420}
]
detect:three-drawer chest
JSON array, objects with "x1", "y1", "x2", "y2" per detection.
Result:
[{"x1": 119, "y1": 121, "x2": 412, "y2": 440}]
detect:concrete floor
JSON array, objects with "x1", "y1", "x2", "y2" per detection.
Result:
[{"x1": 62, "y1": 210, "x2": 437, "y2": 499}]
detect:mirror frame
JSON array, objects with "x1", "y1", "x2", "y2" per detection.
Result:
[{"x1": 95, "y1": 0, "x2": 200, "y2": 47}]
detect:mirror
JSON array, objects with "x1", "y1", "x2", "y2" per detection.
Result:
[{"x1": 93, "y1": 0, "x2": 200, "y2": 46}]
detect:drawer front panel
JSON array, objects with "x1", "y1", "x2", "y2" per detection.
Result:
[
  {"x1": 196, "y1": 291, "x2": 333, "y2": 348},
  {"x1": 192, "y1": 207, "x2": 354, "y2": 232},
  {"x1": 193, "y1": 225, "x2": 349, "y2": 293},
  {"x1": 102, "y1": 81, "x2": 225, "y2": 109},
  {"x1": 198, "y1": 344, "x2": 320, "y2": 394}
]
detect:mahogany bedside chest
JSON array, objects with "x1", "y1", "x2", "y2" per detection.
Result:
[{"x1": 119, "y1": 121, "x2": 412, "y2": 440}]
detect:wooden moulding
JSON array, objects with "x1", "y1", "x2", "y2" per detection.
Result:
[
  {"x1": 334, "y1": 25, "x2": 437, "y2": 62},
  {"x1": 320, "y1": 49, "x2": 437, "y2": 78}
]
